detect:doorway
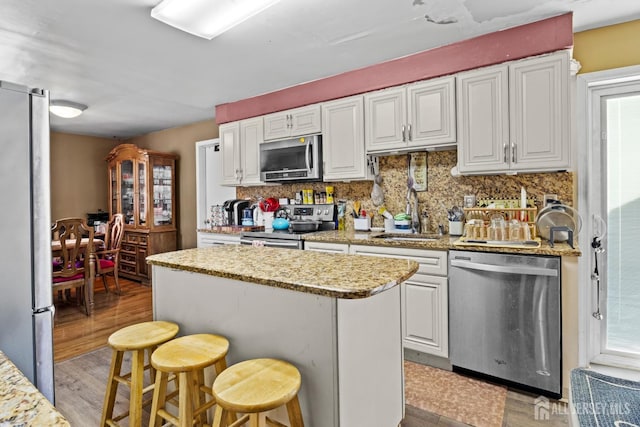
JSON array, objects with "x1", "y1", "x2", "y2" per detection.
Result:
[{"x1": 579, "y1": 65, "x2": 640, "y2": 369}]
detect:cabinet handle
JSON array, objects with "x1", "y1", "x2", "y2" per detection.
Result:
[
  {"x1": 407, "y1": 124, "x2": 412, "y2": 141},
  {"x1": 402, "y1": 125, "x2": 406, "y2": 142},
  {"x1": 287, "y1": 114, "x2": 292, "y2": 129},
  {"x1": 503, "y1": 143, "x2": 508, "y2": 163},
  {"x1": 512, "y1": 144, "x2": 517, "y2": 163}
]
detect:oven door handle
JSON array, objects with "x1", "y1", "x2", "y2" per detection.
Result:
[
  {"x1": 240, "y1": 238, "x2": 300, "y2": 248},
  {"x1": 450, "y1": 259, "x2": 558, "y2": 277}
]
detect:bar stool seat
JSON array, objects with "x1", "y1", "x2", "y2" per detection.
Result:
[
  {"x1": 149, "y1": 333, "x2": 230, "y2": 427},
  {"x1": 101, "y1": 320, "x2": 179, "y2": 427},
  {"x1": 211, "y1": 358, "x2": 304, "y2": 427}
]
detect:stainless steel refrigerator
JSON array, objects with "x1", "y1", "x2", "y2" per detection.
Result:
[{"x1": 0, "y1": 80, "x2": 54, "y2": 402}]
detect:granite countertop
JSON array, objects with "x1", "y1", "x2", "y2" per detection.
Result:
[
  {"x1": 147, "y1": 246, "x2": 418, "y2": 299},
  {"x1": 0, "y1": 351, "x2": 69, "y2": 426},
  {"x1": 198, "y1": 225, "x2": 262, "y2": 234},
  {"x1": 304, "y1": 230, "x2": 582, "y2": 257}
]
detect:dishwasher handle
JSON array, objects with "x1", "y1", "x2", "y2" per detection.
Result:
[{"x1": 450, "y1": 259, "x2": 558, "y2": 277}]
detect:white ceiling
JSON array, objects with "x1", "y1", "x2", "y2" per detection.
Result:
[{"x1": 1, "y1": 0, "x2": 639, "y2": 139}]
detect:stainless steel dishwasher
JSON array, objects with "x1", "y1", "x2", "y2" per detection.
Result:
[{"x1": 449, "y1": 250, "x2": 561, "y2": 397}]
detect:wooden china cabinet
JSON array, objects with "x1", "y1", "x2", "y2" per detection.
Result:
[{"x1": 106, "y1": 144, "x2": 178, "y2": 283}]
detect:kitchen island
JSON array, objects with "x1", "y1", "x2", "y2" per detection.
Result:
[{"x1": 147, "y1": 246, "x2": 418, "y2": 427}]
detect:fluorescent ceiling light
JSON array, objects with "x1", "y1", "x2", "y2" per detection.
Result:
[
  {"x1": 49, "y1": 100, "x2": 88, "y2": 118},
  {"x1": 151, "y1": 0, "x2": 281, "y2": 40}
]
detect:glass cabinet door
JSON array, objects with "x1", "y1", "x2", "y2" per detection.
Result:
[
  {"x1": 120, "y1": 160, "x2": 135, "y2": 225},
  {"x1": 138, "y1": 162, "x2": 147, "y2": 226},
  {"x1": 153, "y1": 164, "x2": 173, "y2": 226},
  {"x1": 110, "y1": 165, "x2": 118, "y2": 214}
]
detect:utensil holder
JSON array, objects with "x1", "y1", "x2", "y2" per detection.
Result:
[
  {"x1": 354, "y1": 217, "x2": 371, "y2": 231},
  {"x1": 449, "y1": 221, "x2": 463, "y2": 236}
]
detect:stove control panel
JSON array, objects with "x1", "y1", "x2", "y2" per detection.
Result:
[{"x1": 287, "y1": 204, "x2": 336, "y2": 222}]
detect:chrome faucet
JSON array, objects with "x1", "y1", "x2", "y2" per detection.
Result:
[{"x1": 406, "y1": 187, "x2": 421, "y2": 234}]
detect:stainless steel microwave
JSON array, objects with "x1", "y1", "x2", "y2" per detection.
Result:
[{"x1": 260, "y1": 134, "x2": 322, "y2": 182}]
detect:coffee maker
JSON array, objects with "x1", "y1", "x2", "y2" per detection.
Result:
[
  {"x1": 232, "y1": 200, "x2": 250, "y2": 225},
  {"x1": 223, "y1": 199, "x2": 239, "y2": 225}
]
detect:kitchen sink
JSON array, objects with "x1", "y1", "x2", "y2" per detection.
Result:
[{"x1": 371, "y1": 233, "x2": 441, "y2": 242}]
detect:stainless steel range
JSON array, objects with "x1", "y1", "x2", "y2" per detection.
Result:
[{"x1": 240, "y1": 204, "x2": 336, "y2": 250}]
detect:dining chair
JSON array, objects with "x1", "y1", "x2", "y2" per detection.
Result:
[
  {"x1": 95, "y1": 213, "x2": 124, "y2": 294},
  {"x1": 51, "y1": 217, "x2": 94, "y2": 316}
]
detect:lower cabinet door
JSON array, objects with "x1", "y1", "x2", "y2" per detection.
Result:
[
  {"x1": 137, "y1": 246, "x2": 148, "y2": 278},
  {"x1": 402, "y1": 275, "x2": 448, "y2": 358}
]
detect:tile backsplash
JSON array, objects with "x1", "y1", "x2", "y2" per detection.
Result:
[{"x1": 236, "y1": 150, "x2": 574, "y2": 233}]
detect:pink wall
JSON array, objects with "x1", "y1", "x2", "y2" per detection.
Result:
[{"x1": 216, "y1": 13, "x2": 573, "y2": 124}]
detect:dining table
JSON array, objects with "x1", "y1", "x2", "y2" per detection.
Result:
[{"x1": 51, "y1": 237, "x2": 104, "y2": 315}]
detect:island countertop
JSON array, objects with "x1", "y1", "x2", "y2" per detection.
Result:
[
  {"x1": 0, "y1": 351, "x2": 69, "y2": 427},
  {"x1": 147, "y1": 246, "x2": 418, "y2": 299}
]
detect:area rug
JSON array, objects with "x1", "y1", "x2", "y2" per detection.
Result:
[
  {"x1": 570, "y1": 368, "x2": 640, "y2": 427},
  {"x1": 404, "y1": 361, "x2": 507, "y2": 427}
]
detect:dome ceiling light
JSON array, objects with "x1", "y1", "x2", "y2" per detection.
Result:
[{"x1": 49, "y1": 100, "x2": 88, "y2": 119}]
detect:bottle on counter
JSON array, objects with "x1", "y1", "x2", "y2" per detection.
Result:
[{"x1": 326, "y1": 186, "x2": 334, "y2": 204}]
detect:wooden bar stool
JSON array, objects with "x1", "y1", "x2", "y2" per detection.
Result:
[
  {"x1": 211, "y1": 358, "x2": 304, "y2": 427},
  {"x1": 100, "y1": 320, "x2": 179, "y2": 427},
  {"x1": 149, "y1": 333, "x2": 230, "y2": 427}
]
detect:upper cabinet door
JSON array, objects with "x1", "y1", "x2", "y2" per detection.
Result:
[
  {"x1": 509, "y1": 51, "x2": 570, "y2": 171},
  {"x1": 239, "y1": 117, "x2": 263, "y2": 186},
  {"x1": 364, "y1": 87, "x2": 407, "y2": 152},
  {"x1": 456, "y1": 65, "x2": 509, "y2": 174},
  {"x1": 457, "y1": 51, "x2": 571, "y2": 175},
  {"x1": 263, "y1": 105, "x2": 322, "y2": 141},
  {"x1": 289, "y1": 104, "x2": 321, "y2": 136},
  {"x1": 407, "y1": 76, "x2": 456, "y2": 147},
  {"x1": 321, "y1": 95, "x2": 368, "y2": 181},
  {"x1": 263, "y1": 112, "x2": 290, "y2": 141},
  {"x1": 220, "y1": 122, "x2": 241, "y2": 186}
]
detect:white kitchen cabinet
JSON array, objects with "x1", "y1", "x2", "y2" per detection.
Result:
[
  {"x1": 220, "y1": 117, "x2": 263, "y2": 186},
  {"x1": 197, "y1": 232, "x2": 241, "y2": 247},
  {"x1": 263, "y1": 104, "x2": 322, "y2": 141},
  {"x1": 321, "y1": 96, "x2": 370, "y2": 181},
  {"x1": 457, "y1": 50, "x2": 570, "y2": 174},
  {"x1": 304, "y1": 241, "x2": 349, "y2": 253},
  {"x1": 364, "y1": 76, "x2": 456, "y2": 154},
  {"x1": 349, "y1": 245, "x2": 448, "y2": 358}
]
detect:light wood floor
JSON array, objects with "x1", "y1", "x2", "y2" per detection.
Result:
[
  {"x1": 53, "y1": 277, "x2": 153, "y2": 362},
  {"x1": 53, "y1": 277, "x2": 569, "y2": 427}
]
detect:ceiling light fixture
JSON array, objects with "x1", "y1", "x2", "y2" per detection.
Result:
[
  {"x1": 49, "y1": 100, "x2": 88, "y2": 118},
  {"x1": 151, "y1": 0, "x2": 281, "y2": 40}
]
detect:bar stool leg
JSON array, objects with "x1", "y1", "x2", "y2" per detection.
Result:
[
  {"x1": 212, "y1": 406, "x2": 232, "y2": 427},
  {"x1": 130, "y1": 349, "x2": 145, "y2": 426},
  {"x1": 149, "y1": 371, "x2": 168, "y2": 427},
  {"x1": 195, "y1": 369, "x2": 207, "y2": 425},
  {"x1": 100, "y1": 349, "x2": 123, "y2": 426},
  {"x1": 147, "y1": 346, "x2": 157, "y2": 385},
  {"x1": 177, "y1": 371, "x2": 194, "y2": 427},
  {"x1": 286, "y1": 395, "x2": 305, "y2": 427}
]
